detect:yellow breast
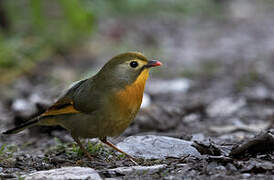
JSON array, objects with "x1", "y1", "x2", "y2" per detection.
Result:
[{"x1": 115, "y1": 69, "x2": 149, "y2": 116}]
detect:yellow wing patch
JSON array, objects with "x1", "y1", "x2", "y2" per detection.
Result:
[{"x1": 42, "y1": 104, "x2": 80, "y2": 117}]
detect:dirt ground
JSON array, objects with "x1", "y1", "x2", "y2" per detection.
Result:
[{"x1": 0, "y1": 1, "x2": 274, "y2": 179}]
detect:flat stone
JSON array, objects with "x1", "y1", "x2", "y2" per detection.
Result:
[
  {"x1": 117, "y1": 135, "x2": 201, "y2": 159},
  {"x1": 24, "y1": 167, "x2": 102, "y2": 180},
  {"x1": 105, "y1": 165, "x2": 167, "y2": 176}
]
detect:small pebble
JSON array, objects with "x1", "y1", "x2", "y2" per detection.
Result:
[{"x1": 242, "y1": 173, "x2": 251, "y2": 178}]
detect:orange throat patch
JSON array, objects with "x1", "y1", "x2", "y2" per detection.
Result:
[{"x1": 114, "y1": 69, "x2": 149, "y2": 117}]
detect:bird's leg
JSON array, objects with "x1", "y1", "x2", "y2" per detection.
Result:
[
  {"x1": 100, "y1": 137, "x2": 138, "y2": 165},
  {"x1": 71, "y1": 135, "x2": 93, "y2": 161}
]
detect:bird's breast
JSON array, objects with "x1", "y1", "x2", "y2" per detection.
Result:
[
  {"x1": 115, "y1": 69, "x2": 149, "y2": 115},
  {"x1": 109, "y1": 69, "x2": 149, "y2": 134}
]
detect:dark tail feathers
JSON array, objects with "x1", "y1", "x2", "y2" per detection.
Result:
[{"x1": 3, "y1": 117, "x2": 39, "y2": 134}]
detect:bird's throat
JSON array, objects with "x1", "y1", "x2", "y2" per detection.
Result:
[{"x1": 114, "y1": 69, "x2": 149, "y2": 117}]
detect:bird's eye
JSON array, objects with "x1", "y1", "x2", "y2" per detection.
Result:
[{"x1": 130, "y1": 61, "x2": 139, "y2": 68}]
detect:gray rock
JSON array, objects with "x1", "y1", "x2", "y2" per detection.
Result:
[
  {"x1": 191, "y1": 133, "x2": 205, "y2": 142},
  {"x1": 29, "y1": 93, "x2": 51, "y2": 106},
  {"x1": 183, "y1": 113, "x2": 201, "y2": 123},
  {"x1": 210, "y1": 119, "x2": 271, "y2": 134},
  {"x1": 117, "y1": 135, "x2": 201, "y2": 159},
  {"x1": 146, "y1": 78, "x2": 190, "y2": 94},
  {"x1": 207, "y1": 97, "x2": 246, "y2": 117},
  {"x1": 24, "y1": 167, "x2": 102, "y2": 180},
  {"x1": 241, "y1": 173, "x2": 251, "y2": 178},
  {"x1": 105, "y1": 165, "x2": 167, "y2": 176},
  {"x1": 12, "y1": 99, "x2": 37, "y2": 117},
  {"x1": 136, "y1": 105, "x2": 178, "y2": 131}
]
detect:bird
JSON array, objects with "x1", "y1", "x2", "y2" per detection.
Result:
[{"x1": 3, "y1": 52, "x2": 162, "y2": 164}]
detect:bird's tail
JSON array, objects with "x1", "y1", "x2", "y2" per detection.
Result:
[{"x1": 2, "y1": 117, "x2": 40, "y2": 134}]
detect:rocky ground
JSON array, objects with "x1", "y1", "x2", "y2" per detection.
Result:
[{"x1": 1, "y1": 0, "x2": 274, "y2": 179}]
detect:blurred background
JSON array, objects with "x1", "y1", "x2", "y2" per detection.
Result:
[
  {"x1": 0, "y1": 1, "x2": 274, "y2": 177},
  {"x1": 1, "y1": 0, "x2": 273, "y2": 84},
  {"x1": 1, "y1": 0, "x2": 274, "y2": 146}
]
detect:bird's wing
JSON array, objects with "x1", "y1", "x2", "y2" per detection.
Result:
[{"x1": 41, "y1": 79, "x2": 88, "y2": 117}]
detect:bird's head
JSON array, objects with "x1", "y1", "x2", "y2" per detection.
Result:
[{"x1": 97, "y1": 52, "x2": 162, "y2": 89}]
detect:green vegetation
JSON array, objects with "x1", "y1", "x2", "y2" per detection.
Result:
[
  {"x1": 51, "y1": 138, "x2": 114, "y2": 160},
  {"x1": 0, "y1": 144, "x2": 7, "y2": 156},
  {"x1": 0, "y1": 144, "x2": 18, "y2": 165},
  {"x1": 86, "y1": 141, "x2": 105, "y2": 156},
  {"x1": 0, "y1": 0, "x2": 94, "y2": 82},
  {"x1": 235, "y1": 70, "x2": 261, "y2": 92},
  {"x1": 17, "y1": 176, "x2": 25, "y2": 180}
]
